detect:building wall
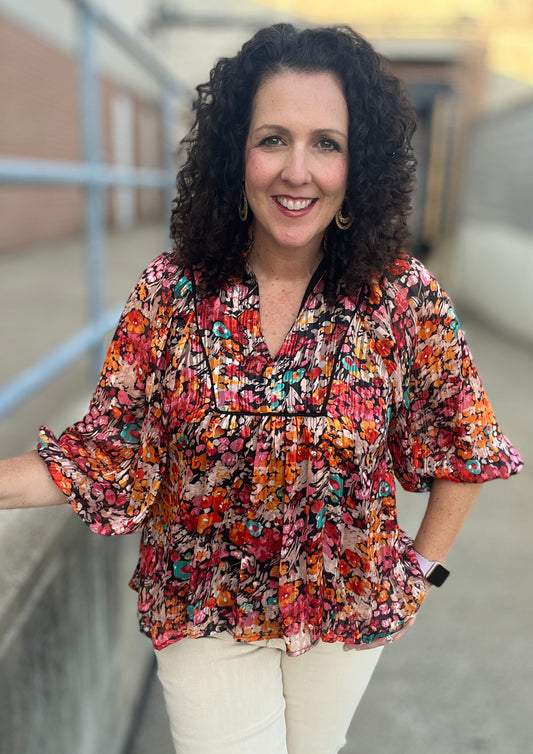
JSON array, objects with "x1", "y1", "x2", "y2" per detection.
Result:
[
  {"x1": 102, "y1": 78, "x2": 166, "y2": 230},
  {"x1": 0, "y1": 7, "x2": 166, "y2": 252},
  {"x1": 0, "y1": 15, "x2": 84, "y2": 249},
  {"x1": 461, "y1": 98, "x2": 533, "y2": 234},
  {"x1": 449, "y1": 90, "x2": 533, "y2": 346}
]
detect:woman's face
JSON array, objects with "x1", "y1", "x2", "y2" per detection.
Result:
[{"x1": 244, "y1": 70, "x2": 349, "y2": 260}]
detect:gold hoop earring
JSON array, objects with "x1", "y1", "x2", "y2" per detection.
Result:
[
  {"x1": 335, "y1": 199, "x2": 353, "y2": 230},
  {"x1": 238, "y1": 185, "x2": 248, "y2": 222}
]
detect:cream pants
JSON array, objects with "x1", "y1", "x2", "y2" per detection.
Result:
[{"x1": 155, "y1": 632, "x2": 383, "y2": 754}]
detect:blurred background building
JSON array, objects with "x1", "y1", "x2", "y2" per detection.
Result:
[
  {"x1": 0, "y1": 2, "x2": 531, "y2": 753},
  {"x1": 0, "y1": 0, "x2": 171, "y2": 250}
]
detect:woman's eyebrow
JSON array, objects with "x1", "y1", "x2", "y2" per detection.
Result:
[
  {"x1": 250, "y1": 124, "x2": 347, "y2": 138},
  {"x1": 250, "y1": 123, "x2": 287, "y2": 135}
]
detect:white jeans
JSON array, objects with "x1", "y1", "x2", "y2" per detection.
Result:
[{"x1": 155, "y1": 632, "x2": 383, "y2": 754}]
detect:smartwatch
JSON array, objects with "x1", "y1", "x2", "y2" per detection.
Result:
[{"x1": 415, "y1": 551, "x2": 450, "y2": 587}]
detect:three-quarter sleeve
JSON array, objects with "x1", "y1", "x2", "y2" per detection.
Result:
[
  {"x1": 37, "y1": 253, "x2": 178, "y2": 535},
  {"x1": 386, "y1": 263, "x2": 523, "y2": 491}
]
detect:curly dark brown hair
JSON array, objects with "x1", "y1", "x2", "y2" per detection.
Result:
[{"x1": 171, "y1": 23, "x2": 417, "y2": 300}]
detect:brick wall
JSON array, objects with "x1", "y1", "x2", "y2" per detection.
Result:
[
  {"x1": 0, "y1": 15, "x2": 83, "y2": 250},
  {"x1": 0, "y1": 14, "x2": 166, "y2": 252}
]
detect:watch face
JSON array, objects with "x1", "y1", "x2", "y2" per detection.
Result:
[{"x1": 426, "y1": 563, "x2": 450, "y2": 587}]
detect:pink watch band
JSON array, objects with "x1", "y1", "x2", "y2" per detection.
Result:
[{"x1": 414, "y1": 551, "x2": 437, "y2": 578}]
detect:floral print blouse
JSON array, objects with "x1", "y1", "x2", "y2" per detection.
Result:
[{"x1": 37, "y1": 252, "x2": 523, "y2": 656}]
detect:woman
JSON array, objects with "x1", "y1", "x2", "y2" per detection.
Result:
[{"x1": 0, "y1": 23, "x2": 523, "y2": 754}]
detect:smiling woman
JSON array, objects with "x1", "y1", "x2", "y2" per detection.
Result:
[{"x1": 0, "y1": 22, "x2": 523, "y2": 754}]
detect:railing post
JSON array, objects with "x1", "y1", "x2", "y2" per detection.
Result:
[{"x1": 78, "y1": 0, "x2": 107, "y2": 378}]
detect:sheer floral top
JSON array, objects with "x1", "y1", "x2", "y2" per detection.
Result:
[{"x1": 37, "y1": 252, "x2": 523, "y2": 655}]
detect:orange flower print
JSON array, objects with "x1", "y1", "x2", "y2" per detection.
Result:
[
  {"x1": 338, "y1": 559, "x2": 351, "y2": 577},
  {"x1": 196, "y1": 511, "x2": 221, "y2": 534},
  {"x1": 216, "y1": 589, "x2": 234, "y2": 607},
  {"x1": 142, "y1": 445, "x2": 157, "y2": 463},
  {"x1": 377, "y1": 588, "x2": 389, "y2": 604},
  {"x1": 279, "y1": 583, "x2": 299, "y2": 607},
  {"x1": 345, "y1": 549, "x2": 362, "y2": 569},
  {"x1": 375, "y1": 337, "x2": 394, "y2": 358},
  {"x1": 229, "y1": 521, "x2": 248, "y2": 547},
  {"x1": 124, "y1": 309, "x2": 148, "y2": 335},
  {"x1": 412, "y1": 437, "x2": 431, "y2": 461},
  {"x1": 324, "y1": 587, "x2": 336, "y2": 603},
  {"x1": 103, "y1": 343, "x2": 121, "y2": 372},
  {"x1": 360, "y1": 420, "x2": 379, "y2": 444},
  {"x1": 49, "y1": 463, "x2": 72, "y2": 495},
  {"x1": 418, "y1": 319, "x2": 437, "y2": 340},
  {"x1": 368, "y1": 278, "x2": 383, "y2": 305}
]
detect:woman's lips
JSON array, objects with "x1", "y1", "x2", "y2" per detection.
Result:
[{"x1": 274, "y1": 196, "x2": 317, "y2": 212}]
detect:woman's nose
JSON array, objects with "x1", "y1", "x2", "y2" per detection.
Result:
[{"x1": 280, "y1": 147, "x2": 312, "y2": 185}]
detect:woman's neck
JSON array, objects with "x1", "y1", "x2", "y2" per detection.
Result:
[{"x1": 248, "y1": 239, "x2": 324, "y2": 283}]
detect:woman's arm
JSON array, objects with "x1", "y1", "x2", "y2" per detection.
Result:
[
  {"x1": 0, "y1": 451, "x2": 67, "y2": 509},
  {"x1": 413, "y1": 478, "x2": 481, "y2": 563}
]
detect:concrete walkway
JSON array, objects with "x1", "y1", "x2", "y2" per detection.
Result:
[{"x1": 125, "y1": 260, "x2": 532, "y2": 753}]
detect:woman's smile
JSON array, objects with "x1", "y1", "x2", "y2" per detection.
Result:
[{"x1": 274, "y1": 196, "x2": 317, "y2": 212}]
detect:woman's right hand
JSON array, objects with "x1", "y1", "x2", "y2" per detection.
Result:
[{"x1": 0, "y1": 450, "x2": 67, "y2": 510}]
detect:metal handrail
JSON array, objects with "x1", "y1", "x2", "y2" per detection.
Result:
[
  {"x1": 0, "y1": 158, "x2": 174, "y2": 187},
  {"x1": 0, "y1": 308, "x2": 124, "y2": 419},
  {"x1": 0, "y1": 0, "x2": 187, "y2": 420}
]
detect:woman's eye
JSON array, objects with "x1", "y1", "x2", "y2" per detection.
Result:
[
  {"x1": 259, "y1": 135, "x2": 283, "y2": 147},
  {"x1": 318, "y1": 138, "x2": 340, "y2": 152}
]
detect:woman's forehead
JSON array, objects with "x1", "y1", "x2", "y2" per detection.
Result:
[{"x1": 250, "y1": 70, "x2": 348, "y2": 124}]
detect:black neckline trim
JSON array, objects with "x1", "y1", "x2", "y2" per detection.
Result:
[{"x1": 298, "y1": 258, "x2": 327, "y2": 314}]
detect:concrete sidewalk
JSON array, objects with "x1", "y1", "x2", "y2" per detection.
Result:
[{"x1": 126, "y1": 299, "x2": 532, "y2": 752}]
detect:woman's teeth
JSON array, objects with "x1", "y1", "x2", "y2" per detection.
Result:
[{"x1": 276, "y1": 197, "x2": 314, "y2": 210}]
